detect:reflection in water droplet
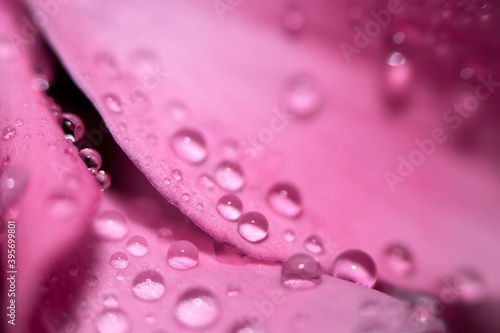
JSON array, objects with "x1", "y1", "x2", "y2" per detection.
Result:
[
  {"x1": 267, "y1": 182, "x2": 302, "y2": 217},
  {"x1": 214, "y1": 161, "x2": 245, "y2": 192},
  {"x1": 95, "y1": 309, "x2": 130, "y2": 333},
  {"x1": 285, "y1": 74, "x2": 323, "y2": 116},
  {"x1": 174, "y1": 288, "x2": 220, "y2": 329},
  {"x1": 283, "y1": 229, "x2": 296, "y2": 242},
  {"x1": 167, "y1": 240, "x2": 199, "y2": 270},
  {"x1": 104, "y1": 94, "x2": 123, "y2": 113},
  {"x1": 79, "y1": 148, "x2": 102, "y2": 172},
  {"x1": 126, "y1": 236, "x2": 149, "y2": 257},
  {"x1": 110, "y1": 252, "x2": 130, "y2": 269},
  {"x1": 281, "y1": 253, "x2": 322, "y2": 289},
  {"x1": 171, "y1": 128, "x2": 208, "y2": 164},
  {"x1": 304, "y1": 235, "x2": 324, "y2": 254},
  {"x1": 132, "y1": 271, "x2": 166, "y2": 301},
  {"x1": 331, "y1": 250, "x2": 377, "y2": 288},
  {"x1": 95, "y1": 170, "x2": 112, "y2": 190},
  {"x1": 2, "y1": 126, "x2": 16, "y2": 140},
  {"x1": 238, "y1": 212, "x2": 269, "y2": 243},
  {"x1": 217, "y1": 194, "x2": 243, "y2": 221},
  {"x1": 93, "y1": 211, "x2": 128, "y2": 240},
  {"x1": 384, "y1": 243, "x2": 414, "y2": 276}
]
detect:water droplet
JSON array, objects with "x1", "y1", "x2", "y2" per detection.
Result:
[
  {"x1": 331, "y1": 250, "x2": 377, "y2": 288},
  {"x1": 0, "y1": 167, "x2": 28, "y2": 211},
  {"x1": 283, "y1": 229, "x2": 296, "y2": 242},
  {"x1": 132, "y1": 271, "x2": 166, "y2": 301},
  {"x1": 87, "y1": 275, "x2": 99, "y2": 286},
  {"x1": 181, "y1": 193, "x2": 190, "y2": 202},
  {"x1": 387, "y1": 52, "x2": 406, "y2": 67},
  {"x1": 93, "y1": 211, "x2": 128, "y2": 240},
  {"x1": 110, "y1": 252, "x2": 130, "y2": 269},
  {"x1": 104, "y1": 94, "x2": 123, "y2": 113},
  {"x1": 384, "y1": 244, "x2": 414, "y2": 276},
  {"x1": 216, "y1": 194, "x2": 243, "y2": 221},
  {"x1": 196, "y1": 203, "x2": 204, "y2": 211},
  {"x1": 126, "y1": 236, "x2": 149, "y2": 257},
  {"x1": 172, "y1": 169, "x2": 183, "y2": 181},
  {"x1": 95, "y1": 170, "x2": 112, "y2": 190},
  {"x1": 174, "y1": 288, "x2": 220, "y2": 329},
  {"x1": 227, "y1": 284, "x2": 241, "y2": 297},
  {"x1": 79, "y1": 148, "x2": 102, "y2": 172},
  {"x1": 157, "y1": 227, "x2": 173, "y2": 240},
  {"x1": 58, "y1": 113, "x2": 84, "y2": 142},
  {"x1": 103, "y1": 295, "x2": 119, "y2": 308},
  {"x1": 393, "y1": 32, "x2": 406, "y2": 44},
  {"x1": 360, "y1": 299, "x2": 380, "y2": 317},
  {"x1": 2, "y1": 126, "x2": 16, "y2": 140},
  {"x1": 440, "y1": 269, "x2": 487, "y2": 304},
  {"x1": 281, "y1": 253, "x2": 322, "y2": 289},
  {"x1": 238, "y1": 211, "x2": 269, "y2": 243},
  {"x1": 167, "y1": 100, "x2": 190, "y2": 123},
  {"x1": 68, "y1": 265, "x2": 79, "y2": 277},
  {"x1": 304, "y1": 235, "x2": 324, "y2": 254},
  {"x1": 31, "y1": 75, "x2": 50, "y2": 91},
  {"x1": 230, "y1": 321, "x2": 265, "y2": 333},
  {"x1": 267, "y1": 182, "x2": 302, "y2": 218},
  {"x1": 171, "y1": 128, "x2": 207, "y2": 164},
  {"x1": 95, "y1": 309, "x2": 130, "y2": 333},
  {"x1": 285, "y1": 74, "x2": 323, "y2": 116},
  {"x1": 14, "y1": 119, "x2": 24, "y2": 126},
  {"x1": 198, "y1": 174, "x2": 218, "y2": 198},
  {"x1": 167, "y1": 240, "x2": 199, "y2": 270},
  {"x1": 214, "y1": 161, "x2": 245, "y2": 192}
]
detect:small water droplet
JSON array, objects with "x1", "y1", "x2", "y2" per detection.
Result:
[
  {"x1": 95, "y1": 170, "x2": 112, "y2": 190},
  {"x1": 216, "y1": 194, "x2": 243, "y2": 221},
  {"x1": 214, "y1": 161, "x2": 245, "y2": 192},
  {"x1": 167, "y1": 240, "x2": 199, "y2": 270},
  {"x1": 267, "y1": 182, "x2": 302, "y2": 218},
  {"x1": 132, "y1": 271, "x2": 166, "y2": 301},
  {"x1": 103, "y1": 295, "x2": 119, "y2": 308},
  {"x1": 163, "y1": 177, "x2": 171, "y2": 186},
  {"x1": 331, "y1": 250, "x2": 377, "y2": 288},
  {"x1": 304, "y1": 235, "x2": 324, "y2": 254},
  {"x1": 2, "y1": 126, "x2": 16, "y2": 140},
  {"x1": 110, "y1": 252, "x2": 130, "y2": 269},
  {"x1": 172, "y1": 169, "x2": 183, "y2": 181},
  {"x1": 285, "y1": 74, "x2": 323, "y2": 116},
  {"x1": 167, "y1": 100, "x2": 190, "y2": 123},
  {"x1": 95, "y1": 309, "x2": 130, "y2": 333},
  {"x1": 181, "y1": 193, "x2": 190, "y2": 202},
  {"x1": 196, "y1": 203, "x2": 204, "y2": 211},
  {"x1": 384, "y1": 244, "x2": 414, "y2": 276},
  {"x1": 0, "y1": 167, "x2": 28, "y2": 211},
  {"x1": 58, "y1": 113, "x2": 84, "y2": 142},
  {"x1": 126, "y1": 236, "x2": 149, "y2": 257},
  {"x1": 387, "y1": 52, "x2": 406, "y2": 67},
  {"x1": 157, "y1": 227, "x2": 173, "y2": 240},
  {"x1": 393, "y1": 32, "x2": 406, "y2": 44},
  {"x1": 31, "y1": 75, "x2": 50, "y2": 91},
  {"x1": 198, "y1": 174, "x2": 218, "y2": 198},
  {"x1": 238, "y1": 211, "x2": 269, "y2": 243},
  {"x1": 171, "y1": 128, "x2": 208, "y2": 164},
  {"x1": 281, "y1": 253, "x2": 322, "y2": 289},
  {"x1": 227, "y1": 284, "x2": 241, "y2": 297},
  {"x1": 104, "y1": 94, "x2": 123, "y2": 113},
  {"x1": 174, "y1": 288, "x2": 220, "y2": 329},
  {"x1": 87, "y1": 275, "x2": 99, "y2": 286},
  {"x1": 68, "y1": 265, "x2": 79, "y2": 277},
  {"x1": 360, "y1": 299, "x2": 380, "y2": 317},
  {"x1": 14, "y1": 119, "x2": 24, "y2": 126},
  {"x1": 283, "y1": 229, "x2": 296, "y2": 242},
  {"x1": 230, "y1": 321, "x2": 265, "y2": 333},
  {"x1": 79, "y1": 148, "x2": 102, "y2": 172},
  {"x1": 93, "y1": 211, "x2": 128, "y2": 240}
]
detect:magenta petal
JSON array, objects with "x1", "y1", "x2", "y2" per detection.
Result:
[
  {"x1": 21, "y1": 0, "x2": 500, "y2": 297},
  {"x1": 0, "y1": 1, "x2": 100, "y2": 331}
]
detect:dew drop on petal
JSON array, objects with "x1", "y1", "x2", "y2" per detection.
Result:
[
  {"x1": 167, "y1": 100, "x2": 190, "y2": 123},
  {"x1": 174, "y1": 288, "x2": 220, "y2": 329},
  {"x1": 393, "y1": 32, "x2": 406, "y2": 44},
  {"x1": 0, "y1": 167, "x2": 28, "y2": 211},
  {"x1": 93, "y1": 211, "x2": 128, "y2": 240},
  {"x1": 104, "y1": 94, "x2": 123, "y2": 113},
  {"x1": 267, "y1": 182, "x2": 302, "y2": 217},
  {"x1": 2, "y1": 126, "x2": 16, "y2": 140},
  {"x1": 198, "y1": 174, "x2": 218, "y2": 198},
  {"x1": 103, "y1": 295, "x2": 119, "y2": 308},
  {"x1": 95, "y1": 309, "x2": 130, "y2": 333},
  {"x1": 384, "y1": 243, "x2": 414, "y2": 276},
  {"x1": 59, "y1": 113, "x2": 84, "y2": 142},
  {"x1": 110, "y1": 252, "x2": 130, "y2": 270},
  {"x1": 230, "y1": 321, "x2": 265, "y2": 333},
  {"x1": 157, "y1": 227, "x2": 173, "y2": 241},
  {"x1": 167, "y1": 240, "x2": 199, "y2": 270},
  {"x1": 227, "y1": 284, "x2": 241, "y2": 298},
  {"x1": 304, "y1": 235, "x2": 324, "y2": 254},
  {"x1": 281, "y1": 253, "x2": 322, "y2": 289},
  {"x1": 132, "y1": 271, "x2": 166, "y2": 301},
  {"x1": 79, "y1": 148, "x2": 102, "y2": 172},
  {"x1": 217, "y1": 194, "x2": 243, "y2": 221},
  {"x1": 331, "y1": 250, "x2": 377, "y2": 288},
  {"x1": 283, "y1": 229, "x2": 296, "y2": 242},
  {"x1": 181, "y1": 193, "x2": 190, "y2": 202},
  {"x1": 238, "y1": 212, "x2": 269, "y2": 243},
  {"x1": 285, "y1": 74, "x2": 323, "y2": 116},
  {"x1": 95, "y1": 170, "x2": 112, "y2": 190},
  {"x1": 126, "y1": 236, "x2": 149, "y2": 257},
  {"x1": 387, "y1": 52, "x2": 406, "y2": 67},
  {"x1": 171, "y1": 128, "x2": 208, "y2": 164},
  {"x1": 31, "y1": 75, "x2": 50, "y2": 91},
  {"x1": 214, "y1": 161, "x2": 245, "y2": 192},
  {"x1": 172, "y1": 169, "x2": 183, "y2": 181}
]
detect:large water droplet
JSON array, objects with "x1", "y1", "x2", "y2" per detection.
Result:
[
  {"x1": 331, "y1": 250, "x2": 377, "y2": 288},
  {"x1": 384, "y1": 243, "x2": 414, "y2": 276},
  {"x1": 281, "y1": 253, "x2": 322, "y2": 289},
  {"x1": 304, "y1": 235, "x2": 324, "y2": 254},
  {"x1": 170, "y1": 128, "x2": 207, "y2": 164},
  {"x1": 104, "y1": 94, "x2": 123, "y2": 113},
  {"x1": 2, "y1": 126, "x2": 16, "y2": 140},
  {"x1": 174, "y1": 288, "x2": 220, "y2": 329},
  {"x1": 132, "y1": 271, "x2": 166, "y2": 301},
  {"x1": 167, "y1": 240, "x2": 199, "y2": 270},
  {"x1": 217, "y1": 194, "x2": 243, "y2": 221},
  {"x1": 93, "y1": 211, "x2": 128, "y2": 240},
  {"x1": 214, "y1": 161, "x2": 245, "y2": 192},
  {"x1": 126, "y1": 236, "x2": 149, "y2": 257},
  {"x1": 59, "y1": 113, "x2": 84, "y2": 142},
  {"x1": 238, "y1": 212, "x2": 269, "y2": 243},
  {"x1": 79, "y1": 148, "x2": 102, "y2": 172},
  {"x1": 110, "y1": 252, "x2": 130, "y2": 269},
  {"x1": 267, "y1": 182, "x2": 302, "y2": 218},
  {"x1": 95, "y1": 309, "x2": 130, "y2": 333},
  {"x1": 285, "y1": 74, "x2": 323, "y2": 116}
]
